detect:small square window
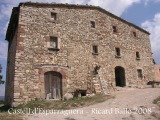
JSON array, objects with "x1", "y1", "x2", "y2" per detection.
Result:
[
  {"x1": 133, "y1": 31, "x2": 137, "y2": 37},
  {"x1": 112, "y1": 26, "x2": 117, "y2": 33},
  {"x1": 50, "y1": 37, "x2": 58, "y2": 48},
  {"x1": 92, "y1": 45, "x2": 98, "y2": 54},
  {"x1": 51, "y1": 12, "x2": 57, "y2": 21},
  {"x1": 48, "y1": 36, "x2": 60, "y2": 51},
  {"x1": 91, "y1": 21, "x2": 95, "y2": 28},
  {"x1": 115, "y1": 47, "x2": 121, "y2": 57},
  {"x1": 137, "y1": 69, "x2": 143, "y2": 78},
  {"x1": 136, "y1": 52, "x2": 140, "y2": 60}
]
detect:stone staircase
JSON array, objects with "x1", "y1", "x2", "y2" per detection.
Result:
[
  {"x1": 87, "y1": 66, "x2": 110, "y2": 95},
  {"x1": 92, "y1": 69, "x2": 110, "y2": 95},
  {"x1": 97, "y1": 69, "x2": 110, "y2": 95},
  {"x1": 92, "y1": 75, "x2": 102, "y2": 94}
]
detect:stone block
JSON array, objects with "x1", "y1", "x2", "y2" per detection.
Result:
[{"x1": 64, "y1": 93, "x2": 73, "y2": 100}]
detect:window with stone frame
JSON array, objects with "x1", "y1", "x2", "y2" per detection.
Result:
[
  {"x1": 112, "y1": 26, "x2": 117, "y2": 33},
  {"x1": 136, "y1": 51, "x2": 140, "y2": 60},
  {"x1": 51, "y1": 12, "x2": 57, "y2": 21},
  {"x1": 137, "y1": 69, "x2": 143, "y2": 79},
  {"x1": 115, "y1": 47, "x2": 121, "y2": 57},
  {"x1": 90, "y1": 21, "x2": 95, "y2": 28},
  {"x1": 47, "y1": 36, "x2": 60, "y2": 51},
  {"x1": 92, "y1": 45, "x2": 98, "y2": 54},
  {"x1": 50, "y1": 37, "x2": 58, "y2": 49},
  {"x1": 133, "y1": 31, "x2": 137, "y2": 37}
]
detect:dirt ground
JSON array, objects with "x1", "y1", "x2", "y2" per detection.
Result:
[{"x1": 25, "y1": 87, "x2": 160, "y2": 120}]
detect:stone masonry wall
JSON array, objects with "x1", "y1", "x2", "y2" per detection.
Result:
[{"x1": 8, "y1": 4, "x2": 154, "y2": 106}]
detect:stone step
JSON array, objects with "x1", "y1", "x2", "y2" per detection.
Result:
[
  {"x1": 95, "y1": 90, "x2": 102, "y2": 93},
  {"x1": 98, "y1": 70, "x2": 110, "y2": 95},
  {"x1": 102, "y1": 86, "x2": 107, "y2": 88},
  {"x1": 94, "y1": 89, "x2": 101, "y2": 91},
  {"x1": 94, "y1": 84, "x2": 100, "y2": 86},
  {"x1": 94, "y1": 88, "x2": 101, "y2": 90},
  {"x1": 94, "y1": 87, "x2": 101, "y2": 89},
  {"x1": 92, "y1": 75, "x2": 105, "y2": 94}
]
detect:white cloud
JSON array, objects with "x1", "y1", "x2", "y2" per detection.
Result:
[
  {"x1": 0, "y1": 41, "x2": 8, "y2": 60},
  {"x1": 88, "y1": 0, "x2": 141, "y2": 16},
  {"x1": 141, "y1": 13, "x2": 160, "y2": 64}
]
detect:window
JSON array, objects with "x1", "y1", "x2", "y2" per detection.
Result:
[
  {"x1": 133, "y1": 31, "x2": 137, "y2": 37},
  {"x1": 47, "y1": 36, "x2": 60, "y2": 51},
  {"x1": 50, "y1": 37, "x2": 58, "y2": 49},
  {"x1": 92, "y1": 45, "x2": 98, "y2": 54},
  {"x1": 115, "y1": 47, "x2": 121, "y2": 57},
  {"x1": 51, "y1": 12, "x2": 57, "y2": 21},
  {"x1": 136, "y1": 52, "x2": 140, "y2": 60},
  {"x1": 137, "y1": 69, "x2": 143, "y2": 78},
  {"x1": 91, "y1": 21, "x2": 95, "y2": 28},
  {"x1": 112, "y1": 26, "x2": 117, "y2": 33}
]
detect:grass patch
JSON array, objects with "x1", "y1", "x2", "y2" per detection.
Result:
[
  {"x1": 17, "y1": 94, "x2": 114, "y2": 110},
  {"x1": 0, "y1": 102, "x2": 23, "y2": 120},
  {"x1": 0, "y1": 102, "x2": 10, "y2": 112},
  {"x1": 0, "y1": 95, "x2": 114, "y2": 120}
]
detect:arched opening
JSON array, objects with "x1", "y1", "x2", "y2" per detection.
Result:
[
  {"x1": 115, "y1": 66, "x2": 126, "y2": 87},
  {"x1": 44, "y1": 71, "x2": 62, "y2": 99}
]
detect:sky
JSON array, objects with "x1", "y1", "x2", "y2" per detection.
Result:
[{"x1": 0, "y1": 0, "x2": 160, "y2": 96}]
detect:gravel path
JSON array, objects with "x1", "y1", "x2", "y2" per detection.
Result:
[{"x1": 26, "y1": 87, "x2": 160, "y2": 120}]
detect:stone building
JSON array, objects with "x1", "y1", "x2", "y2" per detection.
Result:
[{"x1": 5, "y1": 2, "x2": 154, "y2": 106}]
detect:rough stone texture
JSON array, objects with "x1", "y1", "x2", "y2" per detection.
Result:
[
  {"x1": 5, "y1": 2, "x2": 154, "y2": 106},
  {"x1": 64, "y1": 93, "x2": 73, "y2": 100},
  {"x1": 154, "y1": 65, "x2": 160, "y2": 81}
]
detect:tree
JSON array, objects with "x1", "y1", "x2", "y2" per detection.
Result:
[{"x1": 0, "y1": 64, "x2": 4, "y2": 84}]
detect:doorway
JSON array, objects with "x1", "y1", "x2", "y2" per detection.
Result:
[
  {"x1": 44, "y1": 71, "x2": 62, "y2": 99},
  {"x1": 115, "y1": 66, "x2": 126, "y2": 87}
]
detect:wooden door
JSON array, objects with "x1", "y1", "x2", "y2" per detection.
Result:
[{"x1": 44, "y1": 71, "x2": 62, "y2": 99}]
